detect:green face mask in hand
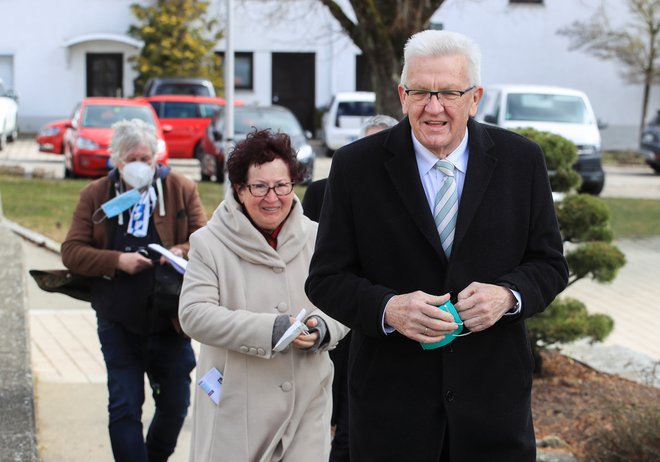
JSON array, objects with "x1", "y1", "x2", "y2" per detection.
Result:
[{"x1": 420, "y1": 301, "x2": 464, "y2": 350}]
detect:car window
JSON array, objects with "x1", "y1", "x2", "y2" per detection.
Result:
[
  {"x1": 336, "y1": 101, "x2": 375, "y2": 118},
  {"x1": 154, "y1": 84, "x2": 211, "y2": 97},
  {"x1": 82, "y1": 105, "x2": 155, "y2": 128},
  {"x1": 148, "y1": 101, "x2": 163, "y2": 117},
  {"x1": 505, "y1": 93, "x2": 591, "y2": 124},
  {"x1": 199, "y1": 103, "x2": 222, "y2": 118},
  {"x1": 163, "y1": 102, "x2": 199, "y2": 118},
  {"x1": 216, "y1": 108, "x2": 303, "y2": 136}
]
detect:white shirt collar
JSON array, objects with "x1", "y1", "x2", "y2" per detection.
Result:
[{"x1": 412, "y1": 129, "x2": 470, "y2": 177}]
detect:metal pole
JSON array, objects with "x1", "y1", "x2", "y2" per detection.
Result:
[{"x1": 224, "y1": 0, "x2": 235, "y2": 188}]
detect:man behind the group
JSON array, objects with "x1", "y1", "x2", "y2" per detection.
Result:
[{"x1": 305, "y1": 30, "x2": 568, "y2": 461}]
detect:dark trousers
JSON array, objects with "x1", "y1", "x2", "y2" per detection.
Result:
[
  {"x1": 97, "y1": 317, "x2": 195, "y2": 462},
  {"x1": 330, "y1": 333, "x2": 351, "y2": 462}
]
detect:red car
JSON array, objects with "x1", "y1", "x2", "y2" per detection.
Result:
[
  {"x1": 62, "y1": 97, "x2": 169, "y2": 178},
  {"x1": 140, "y1": 95, "x2": 245, "y2": 180},
  {"x1": 36, "y1": 119, "x2": 69, "y2": 154}
]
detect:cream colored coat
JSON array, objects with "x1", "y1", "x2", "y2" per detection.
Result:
[{"x1": 179, "y1": 192, "x2": 348, "y2": 462}]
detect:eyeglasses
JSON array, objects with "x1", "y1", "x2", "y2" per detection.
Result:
[
  {"x1": 404, "y1": 86, "x2": 476, "y2": 106},
  {"x1": 244, "y1": 182, "x2": 295, "y2": 197}
]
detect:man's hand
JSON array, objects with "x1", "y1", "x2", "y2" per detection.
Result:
[
  {"x1": 454, "y1": 282, "x2": 516, "y2": 332},
  {"x1": 384, "y1": 291, "x2": 459, "y2": 343},
  {"x1": 117, "y1": 252, "x2": 153, "y2": 275}
]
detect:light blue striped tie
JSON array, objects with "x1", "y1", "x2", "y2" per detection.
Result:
[{"x1": 434, "y1": 160, "x2": 458, "y2": 257}]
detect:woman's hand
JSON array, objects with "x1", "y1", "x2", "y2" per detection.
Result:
[
  {"x1": 291, "y1": 316, "x2": 319, "y2": 350},
  {"x1": 117, "y1": 252, "x2": 153, "y2": 274}
]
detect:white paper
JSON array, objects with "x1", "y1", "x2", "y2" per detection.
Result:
[
  {"x1": 198, "y1": 367, "x2": 223, "y2": 405},
  {"x1": 148, "y1": 243, "x2": 187, "y2": 274},
  {"x1": 273, "y1": 308, "x2": 309, "y2": 352}
]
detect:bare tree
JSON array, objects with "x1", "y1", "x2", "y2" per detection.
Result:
[
  {"x1": 318, "y1": 0, "x2": 446, "y2": 117},
  {"x1": 558, "y1": 0, "x2": 660, "y2": 139}
]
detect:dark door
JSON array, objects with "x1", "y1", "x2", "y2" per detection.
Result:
[
  {"x1": 356, "y1": 54, "x2": 373, "y2": 92},
  {"x1": 86, "y1": 53, "x2": 123, "y2": 97},
  {"x1": 272, "y1": 52, "x2": 315, "y2": 132}
]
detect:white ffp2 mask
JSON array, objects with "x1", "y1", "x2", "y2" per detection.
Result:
[{"x1": 122, "y1": 162, "x2": 155, "y2": 189}]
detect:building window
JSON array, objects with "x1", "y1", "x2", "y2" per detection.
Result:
[{"x1": 217, "y1": 52, "x2": 253, "y2": 90}]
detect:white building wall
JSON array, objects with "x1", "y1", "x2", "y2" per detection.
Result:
[
  {"x1": 434, "y1": 0, "x2": 658, "y2": 149},
  {"x1": 1, "y1": 0, "x2": 144, "y2": 131},
  {"x1": 1, "y1": 0, "x2": 654, "y2": 149}
]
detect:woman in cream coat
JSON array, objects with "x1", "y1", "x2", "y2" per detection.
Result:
[{"x1": 179, "y1": 129, "x2": 348, "y2": 461}]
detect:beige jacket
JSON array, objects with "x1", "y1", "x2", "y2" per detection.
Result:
[{"x1": 179, "y1": 192, "x2": 348, "y2": 462}]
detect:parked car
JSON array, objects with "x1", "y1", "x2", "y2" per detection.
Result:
[
  {"x1": 321, "y1": 91, "x2": 375, "y2": 156},
  {"x1": 62, "y1": 97, "x2": 169, "y2": 178},
  {"x1": 139, "y1": 95, "x2": 228, "y2": 160},
  {"x1": 202, "y1": 105, "x2": 315, "y2": 184},
  {"x1": 475, "y1": 84, "x2": 606, "y2": 195},
  {"x1": 36, "y1": 119, "x2": 69, "y2": 154},
  {"x1": 0, "y1": 78, "x2": 19, "y2": 150},
  {"x1": 144, "y1": 77, "x2": 216, "y2": 97},
  {"x1": 639, "y1": 111, "x2": 660, "y2": 174}
]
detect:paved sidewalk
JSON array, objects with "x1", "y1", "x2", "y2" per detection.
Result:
[{"x1": 22, "y1": 240, "x2": 194, "y2": 461}]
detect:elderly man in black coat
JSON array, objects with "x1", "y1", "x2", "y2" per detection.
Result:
[{"x1": 305, "y1": 30, "x2": 568, "y2": 462}]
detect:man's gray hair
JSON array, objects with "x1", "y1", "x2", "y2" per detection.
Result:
[
  {"x1": 400, "y1": 30, "x2": 481, "y2": 87},
  {"x1": 109, "y1": 118, "x2": 159, "y2": 166},
  {"x1": 359, "y1": 114, "x2": 399, "y2": 138}
]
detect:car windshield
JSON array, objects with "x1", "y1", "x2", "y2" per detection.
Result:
[
  {"x1": 220, "y1": 108, "x2": 303, "y2": 135},
  {"x1": 505, "y1": 93, "x2": 591, "y2": 124},
  {"x1": 155, "y1": 84, "x2": 211, "y2": 96},
  {"x1": 336, "y1": 101, "x2": 375, "y2": 117},
  {"x1": 82, "y1": 105, "x2": 155, "y2": 128}
]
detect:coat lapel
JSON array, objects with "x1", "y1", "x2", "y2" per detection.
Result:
[
  {"x1": 383, "y1": 118, "x2": 446, "y2": 259},
  {"x1": 453, "y1": 119, "x2": 498, "y2": 254}
]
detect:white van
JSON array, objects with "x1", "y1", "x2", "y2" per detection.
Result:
[
  {"x1": 321, "y1": 91, "x2": 375, "y2": 156},
  {"x1": 475, "y1": 84, "x2": 605, "y2": 195}
]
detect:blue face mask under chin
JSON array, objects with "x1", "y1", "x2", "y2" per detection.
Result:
[{"x1": 92, "y1": 189, "x2": 141, "y2": 223}]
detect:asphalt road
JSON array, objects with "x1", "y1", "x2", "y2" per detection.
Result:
[
  {"x1": 0, "y1": 138, "x2": 332, "y2": 183},
  {"x1": 1, "y1": 139, "x2": 658, "y2": 199}
]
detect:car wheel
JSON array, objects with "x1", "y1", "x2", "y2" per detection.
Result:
[
  {"x1": 579, "y1": 180, "x2": 604, "y2": 196},
  {"x1": 651, "y1": 164, "x2": 660, "y2": 175},
  {"x1": 0, "y1": 122, "x2": 6, "y2": 151},
  {"x1": 64, "y1": 147, "x2": 76, "y2": 178},
  {"x1": 215, "y1": 158, "x2": 225, "y2": 184},
  {"x1": 195, "y1": 143, "x2": 212, "y2": 182},
  {"x1": 7, "y1": 117, "x2": 18, "y2": 142}
]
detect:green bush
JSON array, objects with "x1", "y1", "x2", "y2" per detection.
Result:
[
  {"x1": 514, "y1": 128, "x2": 624, "y2": 374},
  {"x1": 515, "y1": 127, "x2": 582, "y2": 192},
  {"x1": 527, "y1": 297, "x2": 613, "y2": 347},
  {"x1": 566, "y1": 241, "x2": 626, "y2": 284},
  {"x1": 557, "y1": 194, "x2": 614, "y2": 243}
]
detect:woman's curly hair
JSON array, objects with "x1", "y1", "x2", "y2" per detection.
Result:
[{"x1": 227, "y1": 129, "x2": 305, "y2": 194}]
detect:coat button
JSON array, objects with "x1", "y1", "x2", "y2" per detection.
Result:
[
  {"x1": 272, "y1": 267, "x2": 283, "y2": 273},
  {"x1": 257, "y1": 348, "x2": 265, "y2": 356},
  {"x1": 445, "y1": 390, "x2": 455, "y2": 402},
  {"x1": 281, "y1": 382, "x2": 292, "y2": 392},
  {"x1": 240, "y1": 346, "x2": 249, "y2": 353},
  {"x1": 276, "y1": 302, "x2": 288, "y2": 313},
  {"x1": 249, "y1": 347, "x2": 257, "y2": 355}
]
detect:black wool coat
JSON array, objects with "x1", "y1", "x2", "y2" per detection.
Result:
[{"x1": 305, "y1": 117, "x2": 569, "y2": 462}]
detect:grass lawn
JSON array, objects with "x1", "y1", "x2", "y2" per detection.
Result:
[
  {"x1": 0, "y1": 174, "x2": 307, "y2": 243},
  {"x1": 1, "y1": 174, "x2": 658, "y2": 243}
]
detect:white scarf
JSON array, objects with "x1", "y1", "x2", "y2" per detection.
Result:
[{"x1": 127, "y1": 186, "x2": 157, "y2": 237}]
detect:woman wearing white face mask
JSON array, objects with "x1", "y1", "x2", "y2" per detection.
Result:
[{"x1": 61, "y1": 118, "x2": 207, "y2": 462}]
